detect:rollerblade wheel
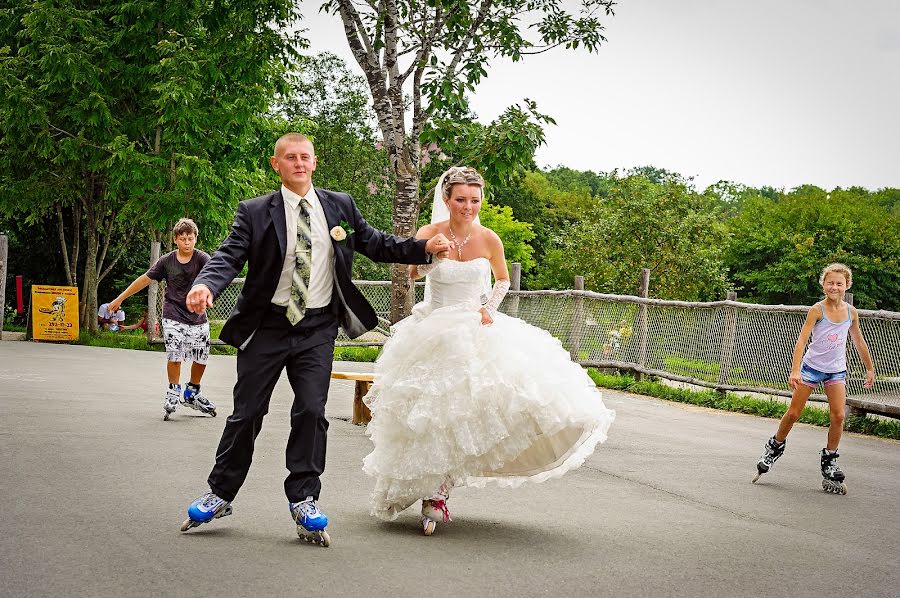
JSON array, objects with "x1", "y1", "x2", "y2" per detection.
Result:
[
  {"x1": 822, "y1": 479, "x2": 848, "y2": 495},
  {"x1": 164, "y1": 412, "x2": 171, "y2": 421},
  {"x1": 422, "y1": 518, "x2": 436, "y2": 536},
  {"x1": 181, "y1": 519, "x2": 196, "y2": 532},
  {"x1": 211, "y1": 410, "x2": 216, "y2": 417},
  {"x1": 297, "y1": 529, "x2": 330, "y2": 546},
  {"x1": 751, "y1": 472, "x2": 762, "y2": 483}
]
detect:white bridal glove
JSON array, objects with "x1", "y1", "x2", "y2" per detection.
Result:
[{"x1": 483, "y1": 279, "x2": 510, "y2": 314}]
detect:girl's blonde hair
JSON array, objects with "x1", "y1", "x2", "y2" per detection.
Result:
[
  {"x1": 441, "y1": 166, "x2": 485, "y2": 201},
  {"x1": 819, "y1": 263, "x2": 852, "y2": 288}
]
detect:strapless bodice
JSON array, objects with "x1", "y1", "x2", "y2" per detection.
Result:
[{"x1": 426, "y1": 258, "x2": 491, "y2": 309}]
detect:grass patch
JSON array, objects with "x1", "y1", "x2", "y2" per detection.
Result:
[
  {"x1": 74, "y1": 330, "x2": 165, "y2": 352},
  {"x1": 334, "y1": 345, "x2": 380, "y2": 362},
  {"x1": 210, "y1": 342, "x2": 237, "y2": 356},
  {"x1": 587, "y1": 369, "x2": 900, "y2": 441},
  {"x1": 69, "y1": 329, "x2": 380, "y2": 362}
]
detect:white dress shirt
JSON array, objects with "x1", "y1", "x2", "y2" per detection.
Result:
[{"x1": 272, "y1": 185, "x2": 334, "y2": 308}]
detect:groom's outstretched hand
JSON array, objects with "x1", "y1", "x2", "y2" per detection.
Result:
[
  {"x1": 425, "y1": 233, "x2": 453, "y2": 259},
  {"x1": 186, "y1": 284, "x2": 214, "y2": 315}
]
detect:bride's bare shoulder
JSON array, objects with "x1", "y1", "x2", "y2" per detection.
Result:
[
  {"x1": 416, "y1": 222, "x2": 445, "y2": 238},
  {"x1": 479, "y1": 225, "x2": 502, "y2": 245}
]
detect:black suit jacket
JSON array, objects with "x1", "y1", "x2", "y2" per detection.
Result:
[{"x1": 194, "y1": 188, "x2": 430, "y2": 347}]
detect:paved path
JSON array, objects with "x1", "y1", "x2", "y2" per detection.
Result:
[{"x1": 1, "y1": 341, "x2": 898, "y2": 598}]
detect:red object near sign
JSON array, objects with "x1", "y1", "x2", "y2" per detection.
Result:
[{"x1": 16, "y1": 275, "x2": 23, "y2": 314}]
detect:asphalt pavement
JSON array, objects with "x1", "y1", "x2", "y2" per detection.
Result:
[{"x1": 1, "y1": 341, "x2": 898, "y2": 598}]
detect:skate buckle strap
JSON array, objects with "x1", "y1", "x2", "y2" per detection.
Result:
[
  {"x1": 199, "y1": 491, "x2": 224, "y2": 510},
  {"x1": 431, "y1": 499, "x2": 451, "y2": 523},
  {"x1": 293, "y1": 499, "x2": 321, "y2": 520}
]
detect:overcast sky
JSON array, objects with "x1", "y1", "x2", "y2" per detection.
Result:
[{"x1": 299, "y1": 0, "x2": 900, "y2": 191}]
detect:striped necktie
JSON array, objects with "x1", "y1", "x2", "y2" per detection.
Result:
[{"x1": 287, "y1": 198, "x2": 312, "y2": 325}]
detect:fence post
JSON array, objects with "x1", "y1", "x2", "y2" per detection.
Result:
[
  {"x1": 568, "y1": 276, "x2": 585, "y2": 362},
  {"x1": 147, "y1": 241, "x2": 161, "y2": 341},
  {"x1": 508, "y1": 262, "x2": 521, "y2": 318},
  {"x1": 845, "y1": 292, "x2": 853, "y2": 306},
  {"x1": 0, "y1": 234, "x2": 7, "y2": 337},
  {"x1": 635, "y1": 268, "x2": 650, "y2": 380},
  {"x1": 717, "y1": 291, "x2": 738, "y2": 395}
]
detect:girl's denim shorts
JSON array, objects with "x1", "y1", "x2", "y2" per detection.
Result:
[{"x1": 800, "y1": 362, "x2": 847, "y2": 388}]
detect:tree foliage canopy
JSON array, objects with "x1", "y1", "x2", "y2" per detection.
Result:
[
  {"x1": 532, "y1": 173, "x2": 732, "y2": 301},
  {"x1": 723, "y1": 186, "x2": 900, "y2": 309},
  {"x1": 0, "y1": 0, "x2": 304, "y2": 327}
]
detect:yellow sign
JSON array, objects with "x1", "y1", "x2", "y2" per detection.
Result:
[{"x1": 32, "y1": 285, "x2": 79, "y2": 341}]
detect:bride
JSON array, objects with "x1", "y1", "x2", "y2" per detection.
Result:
[{"x1": 363, "y1": 166, "x2": 615, "y2": 535}]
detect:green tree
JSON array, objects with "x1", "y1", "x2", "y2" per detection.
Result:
[
  {"x1": 532, "y1": 174, "x2": 732, "y2": 301},
  {"x1": 0, "y1": 0, "x2": 304, "y2": 329},
  {"x1": 626, "y1": 165, "x2": 685, "y2": 185},
  {"x1": 725, "y1": 187, "x2": 900, "y2": 309},
  {"x1": 276, "y1": 52, "x2": 394, "y2": 279},
  {"x1": 323, "y1": 0, "x2": 617, "y2": 321},
  {"x1": 544, "y1": 166, "x2": 610, "y2": 198},
  {"x1": 477, "y1": 203, "x2": 535, "y2": 272}
]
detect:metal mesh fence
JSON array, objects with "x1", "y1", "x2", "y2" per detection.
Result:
[
  {"x1": 502, "y1": 291, "x2": 900, "y2": 411},
  {"x1": 151, "y1": 281, "x2": 900, "y2": 410},
  {"x1": 151, "y1": 279, "x2": 424, "y2": 344}
]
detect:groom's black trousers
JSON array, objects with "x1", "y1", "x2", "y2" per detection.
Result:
[{"x1": 207, "y1": 304, "x2": 338, "y2": 503}]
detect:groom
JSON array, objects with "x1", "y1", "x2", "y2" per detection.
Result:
[{"x1": 182, "y1": 133, "x2": 450, "y2": 538}]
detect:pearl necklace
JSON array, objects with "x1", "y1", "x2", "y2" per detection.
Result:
[{"x1": 448, "y1": 225, "x2": 472, "y2": 260}]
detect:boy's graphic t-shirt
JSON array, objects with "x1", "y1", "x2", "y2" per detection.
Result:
[{"x1": 146, "y1": 250, "x2": 211, "y2": 325}]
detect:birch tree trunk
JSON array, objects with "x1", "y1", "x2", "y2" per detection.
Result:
[{"x1": 389, "y1": 168, "x2": 421, "y2": 321}]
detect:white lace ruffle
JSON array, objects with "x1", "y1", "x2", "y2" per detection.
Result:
[{"x1": 363, "y1": 278, "x2": 615, "y2": 521}]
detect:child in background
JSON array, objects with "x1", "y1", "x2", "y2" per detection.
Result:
[
  {"x1": 107, "y1": 218, "x2": 216, "y2": 420},
  {"x1": 97, "y1": 303, "x2": 125, "y2": 331},
  {"x1": 753, "y1": 263, "x2": 875, "y2": 494}
]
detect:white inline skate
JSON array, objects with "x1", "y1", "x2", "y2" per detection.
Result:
[
  {"x1": 163, "y1": 384, "x2": 181, "y2": 421},
  {"x1": 421, "y1": 496, "x2": 451, "y2": 536}
]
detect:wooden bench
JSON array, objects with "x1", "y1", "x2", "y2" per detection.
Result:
[
  {"x1": 846, "y1": 395, "x2": 900, "y2": 420},
  {"x1": 331, "y1": 371, "x2": 375, "y2": 425}
]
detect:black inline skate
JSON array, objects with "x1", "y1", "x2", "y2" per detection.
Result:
[
  {"x1": 820, "y1": 448, "x2": 847, "y2": 495},
  {"x1": 752, "y1": 436, "x2": 786, "y2": 483}
]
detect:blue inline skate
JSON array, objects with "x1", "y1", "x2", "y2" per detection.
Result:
[
  {"x1": 182, "y1": 383, "x2": 216, "y2": 417},
  {"x1": 290, "y1": 498, "x2": 330, "y2": 546},
  {"x1": 181, "y1": 490, "x2": 233, "y2": 532}
]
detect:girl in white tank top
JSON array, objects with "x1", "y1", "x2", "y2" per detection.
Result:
[{"x1": 751, "y1": 264, "x2": 875, "y2": 494}]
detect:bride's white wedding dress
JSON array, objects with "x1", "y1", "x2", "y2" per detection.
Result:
[{"x1": 363, "y1": 257, "x2": 615, "y2": 521}]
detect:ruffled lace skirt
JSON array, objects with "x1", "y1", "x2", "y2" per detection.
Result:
[{"x1": 363, "y1": 301, "x2": 615, "y2": 521}]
